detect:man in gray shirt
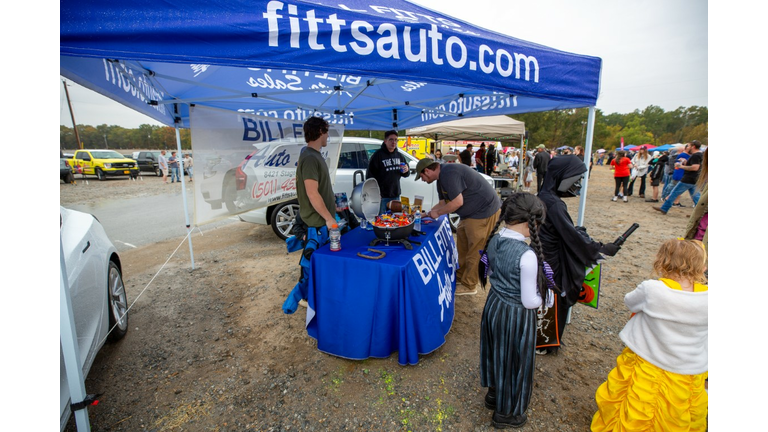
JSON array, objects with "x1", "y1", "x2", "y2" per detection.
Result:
[{"x1": 415, "y1": 158, "x2": 501, "y2": 296}]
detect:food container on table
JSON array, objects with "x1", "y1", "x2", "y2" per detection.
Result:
[{"x1": 371, "y1": 213, "x2": 415, "y2": 241}]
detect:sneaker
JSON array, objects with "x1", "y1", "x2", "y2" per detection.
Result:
[
  {"x1": 611, "y1": 196, "x2": 618, "y2": 202},
  {"x1": 455, "y1": 285, "x2": 478, "y2": 296},
  {"x1": 299, "y1": 299, "x2": 308, "y2": 308},
  {"x1": 623, "y1": 196, "x2": 628, "y2": 203},
  {"x1": 491, "y1": 411, "x2": 527, "y2": 429},
  {"x1": 535, "y1": 349, "x2": 549, "y2": 356},
  {"x1": 673, "y1": 203, "x2": 686, "y2": 208},
  {"x1": 639, "y1": 194, "x2": 645, "y2": 198},
  {"x1": 645, "y1": 199, "x2": 659, "y2": 202},
  {"x1": 652, "y1": 206, "x2": 667, "y2": 215}
]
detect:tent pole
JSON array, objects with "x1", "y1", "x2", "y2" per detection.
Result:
[
  {"x1": 175, "y1": 119, "x2": 195, "y2": 269},
  {"x1": 568, "y1": 107, "x2": 596, "y2": 326},
  {"x1": 577, "y1": 106, "x2": 596, "y2": 227},
  {"x1": 517, "y1": 134, "x2": 524, "y2": 190}
]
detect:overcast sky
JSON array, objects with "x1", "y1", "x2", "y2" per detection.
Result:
[{"x1": 59, "y1": 0, "x2": 708, "y2": 129}]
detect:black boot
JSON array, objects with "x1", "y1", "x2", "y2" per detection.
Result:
[
  {"x1": 491, "y1": 411, "x2": 527, "y2": 429},
  {"x1": 484, "y1": 387, "x2": 496, "y2": 410}
]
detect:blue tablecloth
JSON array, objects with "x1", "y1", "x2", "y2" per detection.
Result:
[{"x1": 306, "y1": 216, "x2": 458, "y2": 365}]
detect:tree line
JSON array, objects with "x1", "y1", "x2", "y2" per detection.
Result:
[{"x1": 60, "y1": 105, "x2": 707, "y2": 152}]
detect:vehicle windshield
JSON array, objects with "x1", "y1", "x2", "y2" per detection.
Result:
[{"x1": 91, "y1": 150, "x2": 127, "y2": 159}]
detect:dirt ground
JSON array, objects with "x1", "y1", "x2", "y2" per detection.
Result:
[{"x1": 60, "y1": 164, "x2": 697, "y2": 431}]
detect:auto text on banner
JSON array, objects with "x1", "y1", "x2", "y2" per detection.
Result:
[{"x1": 190, "y1": 106, "x2": 343, "y2": 225}]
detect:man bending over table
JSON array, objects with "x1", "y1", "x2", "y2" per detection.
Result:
[{"x1": 414, "y1": 158, "x2": 501, "y2": 296}]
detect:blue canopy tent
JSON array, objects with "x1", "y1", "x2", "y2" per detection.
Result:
[
  {"x1": 653, "y1": 144, "x2": 677, "y2": 152},
  {"x1": 60, "y1": 3, "x2": 602, "y2": 427}
]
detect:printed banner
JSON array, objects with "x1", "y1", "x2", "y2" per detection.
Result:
[{"x1": 190, "y1": 106, "x2": 343, "y2": 225}]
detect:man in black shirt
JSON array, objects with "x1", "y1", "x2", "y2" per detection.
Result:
[
  {"x1": 532, "y1": 144, "x2": 550, "y2": 193},
  {"x1": 366, "y1": 130, "x2": 410, "y2": 213},
  {"x1": 459, "y1": 144, "x2": 473, "y2": 166},
  {"x1": 653, "y1": 140, "x2": 703, "y2": 214}
]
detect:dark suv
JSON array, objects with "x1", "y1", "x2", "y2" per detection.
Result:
[
  {"x1": 60, "y1": 158, "x2": 75, "y2": 183},
  {"x1": 134, "y1": 151, "x2": 163, "y2": 176}
]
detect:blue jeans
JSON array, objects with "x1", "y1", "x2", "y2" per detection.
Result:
[
  {"x1": 170, "y1": 167, "x2": 180, "y2": 182},
  {"x1": 660, "y1": 182, "x2": 700, "y2": 212},
  {"x1": 661, "y1": 177, "x2": 677, "y2": 200}
]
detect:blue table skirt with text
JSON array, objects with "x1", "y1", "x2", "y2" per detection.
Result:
[{"x1": 306, "y1": 216, "x2": 458, "y2": 365}]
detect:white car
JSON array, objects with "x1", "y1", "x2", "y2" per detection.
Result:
[
  {"x1": 239, "y1": 137, "x2": 494, "y2": 239},
  {"x1": 60, "y1": 207, "x2": 129, "y2": 431}
]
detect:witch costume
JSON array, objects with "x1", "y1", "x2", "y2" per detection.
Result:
[{"x1": 536, "y1": 155, "x2": 617, "y2": 353}]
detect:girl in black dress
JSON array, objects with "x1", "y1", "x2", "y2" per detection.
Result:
[{"x1": 479, "y1": 193, "x2": 557, "y2": 429}]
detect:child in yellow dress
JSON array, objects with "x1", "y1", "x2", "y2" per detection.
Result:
[{"x1": 591, "y1": 239, "x2": 708, "y2": 431}]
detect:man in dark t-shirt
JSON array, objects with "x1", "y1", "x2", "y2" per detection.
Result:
[
  {"x1": 459, "y1": 144, "x2": 473, "y2": 166},
  {"x1": 283, "y1": 116, "x2": 336, "y2": 314},
  {"x1": 654, "y1": 140, "x2": 703, "y2": 215},
  {"x1": 415, "y1": 159, "x2": 501, "y2": 296}
]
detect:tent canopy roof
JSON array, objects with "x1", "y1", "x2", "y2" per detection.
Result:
[
  {"x1": 405, "y1": 115, "x2": 524, "y2": 142},
  {"x1": 60, "y1": 0, "x2": 602, "y2": 130}
]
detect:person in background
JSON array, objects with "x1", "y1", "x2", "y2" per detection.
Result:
[
  {"x1": 168, "y1": 151, "x2": 180, "y2": 183},
  {"x1": 646, "y1": 151, "x2": 665, "y2": 202},
  {"x1": 627, "y1": 145, "x2": 651, "y2": 198},
  {"x1": 459, "y1": 144, "x2": 474, "y2": 166},
  {"x1": 574, "y1": 146, "x2": 590, "y2": 180},
  {"x1": 506, "y1": 149, "x2": 519, "y2": 169},
  {"x1": 282, "y1": 117, "x2": 336, "y2": 314},
  {"x1": 475, "y1": 143, "x2": 487, "y2": 173},
  {"x1": 433, "y1": 149, "x2": 445, "y2": 164},
  {"x1": 479, "y1": 193, "x2": 555, "y2": 429},
  {"x1": 610, "y1": 150, "x2": 633, "y2": 202},
  {"x1": 158, "y1": 150, "x2": 169, "y2": 184},
  {"x1": 661, "y1": 144, "x2": 687, "y2": 206},
  {"x1": 415, "y1": 158, "x2": 501, "y2": 296},
  {"x1": 366, "y1": 130, "x2": 410, "y2": 214},
  {"x1": 183, "y1": 153, "x2": 194, "y2": 182},
  {"x1": 591, "y1": 239, "x2": 708, "y2": 431},
  {"x1": 537, "y1": 155, "x2": 621, "y2": 355},
  {"x1": 485, "y1": 144, "x2": 498, "y2": 176},
  {"x1": 684, "y1": 148, "x2": 708, "y2": 250},
  {"x1": 532, "y1": 144, "x2": 549, "y2": 194},
  {"x1": 523, "y1": 150, "x2": 535, "y2": 191},
  {"x1": 654, "y1": 141, "x2": 702, "y2": 214}
]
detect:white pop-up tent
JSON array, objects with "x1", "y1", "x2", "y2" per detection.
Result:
[{"x1": 405, "y1": 115, "x2": 525, "y2": 142}]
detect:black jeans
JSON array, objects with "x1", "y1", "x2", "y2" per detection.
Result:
[
  {"x1": 627, "y1": 174, "x2": 647, "y2": 196},
  {"x1": 614, "y1": 176, "x2": 629, "y2": 196}
]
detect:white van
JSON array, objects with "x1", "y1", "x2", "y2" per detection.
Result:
[{"x1": 238, "y1": 137, "x2": 494, "y2": 239}]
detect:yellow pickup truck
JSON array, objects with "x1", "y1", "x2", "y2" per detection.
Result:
[{"x1": 70, "y1": 149, "x2": 140, "y2": 180}]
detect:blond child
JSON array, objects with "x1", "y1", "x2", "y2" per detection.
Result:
[{"x1": 591, "y1": 239, "x2": 708, "y2": 431}]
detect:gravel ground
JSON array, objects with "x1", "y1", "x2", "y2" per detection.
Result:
[{"x1": 60, "y1": 164, "x2": 696, "y2": 431}]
